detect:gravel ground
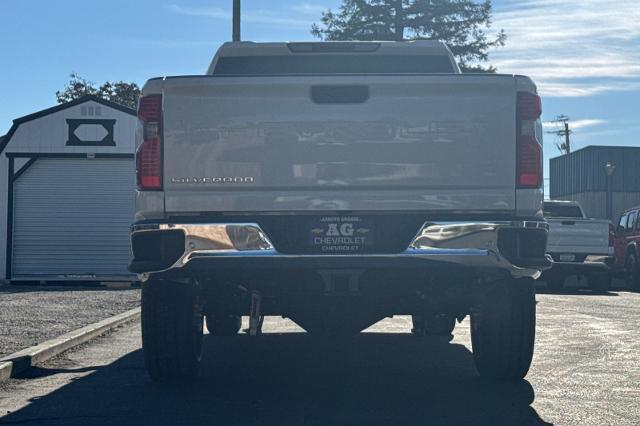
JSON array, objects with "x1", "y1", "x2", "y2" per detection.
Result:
[{"x1": 0, "y1": 284, "x2": 140, "y2": 358}]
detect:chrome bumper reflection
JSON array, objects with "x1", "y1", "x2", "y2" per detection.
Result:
[{"x1": 131, "y1": 221, "x2": 548, "y2": 278}]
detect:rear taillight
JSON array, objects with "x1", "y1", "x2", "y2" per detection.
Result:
[
  {"x1": 136, "y1": 95, "x2": 163, "y2": 190},
  {"x1": 516, "y1": 92, "x2": 542, "y2": 188}
]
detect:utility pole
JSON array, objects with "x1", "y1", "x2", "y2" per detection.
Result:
[
  {"x1": 547, "y1": 115, "x2": 572, "y2": 155},
  {"x1": 604, "y1": 162, "x2": 616, "y2": 221},
  {"x1": 232, "y1": 0, "x2": 241, "y2": 42}
]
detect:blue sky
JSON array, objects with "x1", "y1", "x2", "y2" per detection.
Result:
[{"x1": 1, "y1": 0, "x2": 638, "y2": 182}]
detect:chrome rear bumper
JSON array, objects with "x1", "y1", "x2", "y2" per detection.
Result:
[{"x1": 130, "y1": 220, "x2": 550, "y2": 279}]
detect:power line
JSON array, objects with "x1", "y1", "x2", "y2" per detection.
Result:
[{"x1": 546, "y1": 115, "x2": 572, "y2": 155}]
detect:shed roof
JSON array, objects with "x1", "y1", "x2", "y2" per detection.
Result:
[{"x1": 0, "y1": 96, "x2": 136, "y2": 155}]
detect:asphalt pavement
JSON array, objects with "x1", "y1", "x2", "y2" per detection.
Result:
[{"x1": 0, "y1": 288, "x2": 639, "y2": 425}]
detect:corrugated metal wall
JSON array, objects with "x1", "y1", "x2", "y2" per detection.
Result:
[
  {"x1": 552, "y1": 191, "x2": 640, "y2": 221},
  {"x1": 550, "y1": 146, "x2": 640, "y2": 197},
  {"x1": 11, "y1": 158, "x2": 135, "y2": 279}
]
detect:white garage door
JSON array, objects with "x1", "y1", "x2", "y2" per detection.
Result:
[{"x1": 12, "y1": 157, "x2": 135, "y2": 279}]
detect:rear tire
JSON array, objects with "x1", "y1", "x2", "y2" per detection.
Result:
[
  {"x1": 141, "y1": 278, "x2": 204, "y2": 382},
  {"x1": 626, "y1": 252, "x2": 640, "y2": 291},
  {"x1": 411, "y1": 314, "x2": 456, "y2": 337},
  {"x1": 471, "y1": 277, "x2": 536, "y2": 381},
  {"x1": 206, "y1": 315, "x2": 241, "y2": 336},
  {"x1": 588, "y1": 271, "x2": 612, "y2": 293}
]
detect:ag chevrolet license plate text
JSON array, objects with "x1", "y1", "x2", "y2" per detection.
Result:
[{"x1": 310, "y1": 216, "x2": 373, "y2": 252}]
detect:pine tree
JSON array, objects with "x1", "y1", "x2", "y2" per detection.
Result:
[{"x1": 311, "y1": 0, "x2": 506, "y2": 72}]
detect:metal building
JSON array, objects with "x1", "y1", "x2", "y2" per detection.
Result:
[
  {"x1": 0, "y1": 96, "x2": 138, "y2": 282},
  {"x1": 550, "y1": 145, "x2": 640, "y2": 221}
]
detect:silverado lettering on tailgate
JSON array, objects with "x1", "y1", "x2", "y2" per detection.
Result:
[{"x1": 171, "y1": 176, "x2": 255, "y2": 184}]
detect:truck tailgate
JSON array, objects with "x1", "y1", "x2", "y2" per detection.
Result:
[
  {"x1": 546, "y1": 219, "x2": 611, "y2": 256},
  {"x1": 161, "y1": 75, "x2": 517, "y2": 213}
]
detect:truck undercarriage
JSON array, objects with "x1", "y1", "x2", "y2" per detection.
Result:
[{"x1": 132, "y1": 215, "x2": 549, "y2": 381}]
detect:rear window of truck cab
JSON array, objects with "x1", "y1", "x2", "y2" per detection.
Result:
[
  {"x1": 212, "y1": 55, "x2": 456, "y2": 75},
  {"x1": 543, "y1": 204, "x2": 584, "y2": 218}
]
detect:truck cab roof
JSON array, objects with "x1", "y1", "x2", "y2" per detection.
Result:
[{"x1": 207, "y1": 40, "x2": 461, "y2": 75}]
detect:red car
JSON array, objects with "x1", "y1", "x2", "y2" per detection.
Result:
[{"x1": 613, "y1": 206, "x2": 640, "y2": 290}]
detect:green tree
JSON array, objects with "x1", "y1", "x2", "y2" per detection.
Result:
[
  {"x1": 56, "y1": 73, "x2": 141, "y2": 109},
  {"x1": 97, "y1": 81, "x2": 141, "y2": 110},
  {"x1": 311, "y1": 0, "x2": 506, "y2": 72},
  {"x1": 55, "y1": 73, "x2": 98, "y2": 102}
]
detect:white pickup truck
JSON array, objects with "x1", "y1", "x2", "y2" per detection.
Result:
[
  {"x1": 542, "y1": 200, "x2": 613, "y2": 291},
  {"x1": 129, "y1": 41, "x2": 550, "y2": 382}
]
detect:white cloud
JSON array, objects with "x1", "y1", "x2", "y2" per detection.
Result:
[
  {"x1": 167, "y1": 4, "x2": 312, "y2": 28},
  {"x1": 570, "y1": 124, "x2": 640, "y2": 140},
  {"x1": 490, "y1": 0, "x2": 640, "y2": 97},
  {"x1": 495, "y1": 56, "x2": 640, "y2": 80},
  {"x1": 543, "y1": 119, "x2": 607, "y2": 131},
  {"x1": 536, "y1": 80, "x2": 640, "y2": 98},
  {"x1": 568, "y1": 119, "x2": 608, "y2": 130}
]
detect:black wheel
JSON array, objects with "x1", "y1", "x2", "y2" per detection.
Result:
[
  {"x1": 141, "y1": 278, "x2": 204, "y2": 382},
  {"x1": 625, "y1": 252, "x2": 640, "y2": 290},
  {"x1": 588, "y1": 271, "x2": 612, "y2": 293},
  {"x1": 471, "y1": 277, "x2": 536, "y2": 381},
  {"x1": 206, "y1": 314, "x2": 241, "y2": 336},
  {"x1": 411, "y1": 314, "x2": 456, "y2": 337},
  {"x1": 545, "y1": 274, "x2": 565, "y2": 292}
]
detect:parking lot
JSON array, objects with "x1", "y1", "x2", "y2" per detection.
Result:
[{"x1": 1, "y1": 284, "x2": 639, "y2": 425}]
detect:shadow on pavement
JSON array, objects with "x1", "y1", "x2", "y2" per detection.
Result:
[
  {"x1": 536, "y1": 287, "x2": 619, "y2": 296},
  {"x1": 15, "y1": 366, "x2": 105, "y2": 379},
  {"x1": 535, "y1": 280, "x2": 620, "y2": 297},
  {"x1": 1, "y1": 333, "x2": 550, "y2": 425}
]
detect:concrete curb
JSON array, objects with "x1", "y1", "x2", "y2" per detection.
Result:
[
  {"x1": 0, "y1": 362, "x2": 12, "y2": 382},
  {"x1": 0, "y1": 307, "x2": 140, "y2": 382}
]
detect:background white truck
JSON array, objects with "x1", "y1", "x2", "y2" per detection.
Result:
[
  {"x1": 129, "y1": 41, "x2": 550, "y2": 382},
  {"x1": 542, "y1": 200, "x2": 612, "y2": 291}
]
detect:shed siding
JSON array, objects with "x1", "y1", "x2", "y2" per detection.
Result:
[
  {"x1": 11, "y1": 158, "x2": 135, "y2": 278},
  {"x1": 5, "y1": 100, "x2": 137, "y2": 156}
]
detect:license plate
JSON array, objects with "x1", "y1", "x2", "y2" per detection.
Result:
[
  {"x1": 310, "y1": 216, "x2": 373, "y2": 253},
  {"x1": 559, "y1": 253, "x2": 576, "y2": 262}
]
